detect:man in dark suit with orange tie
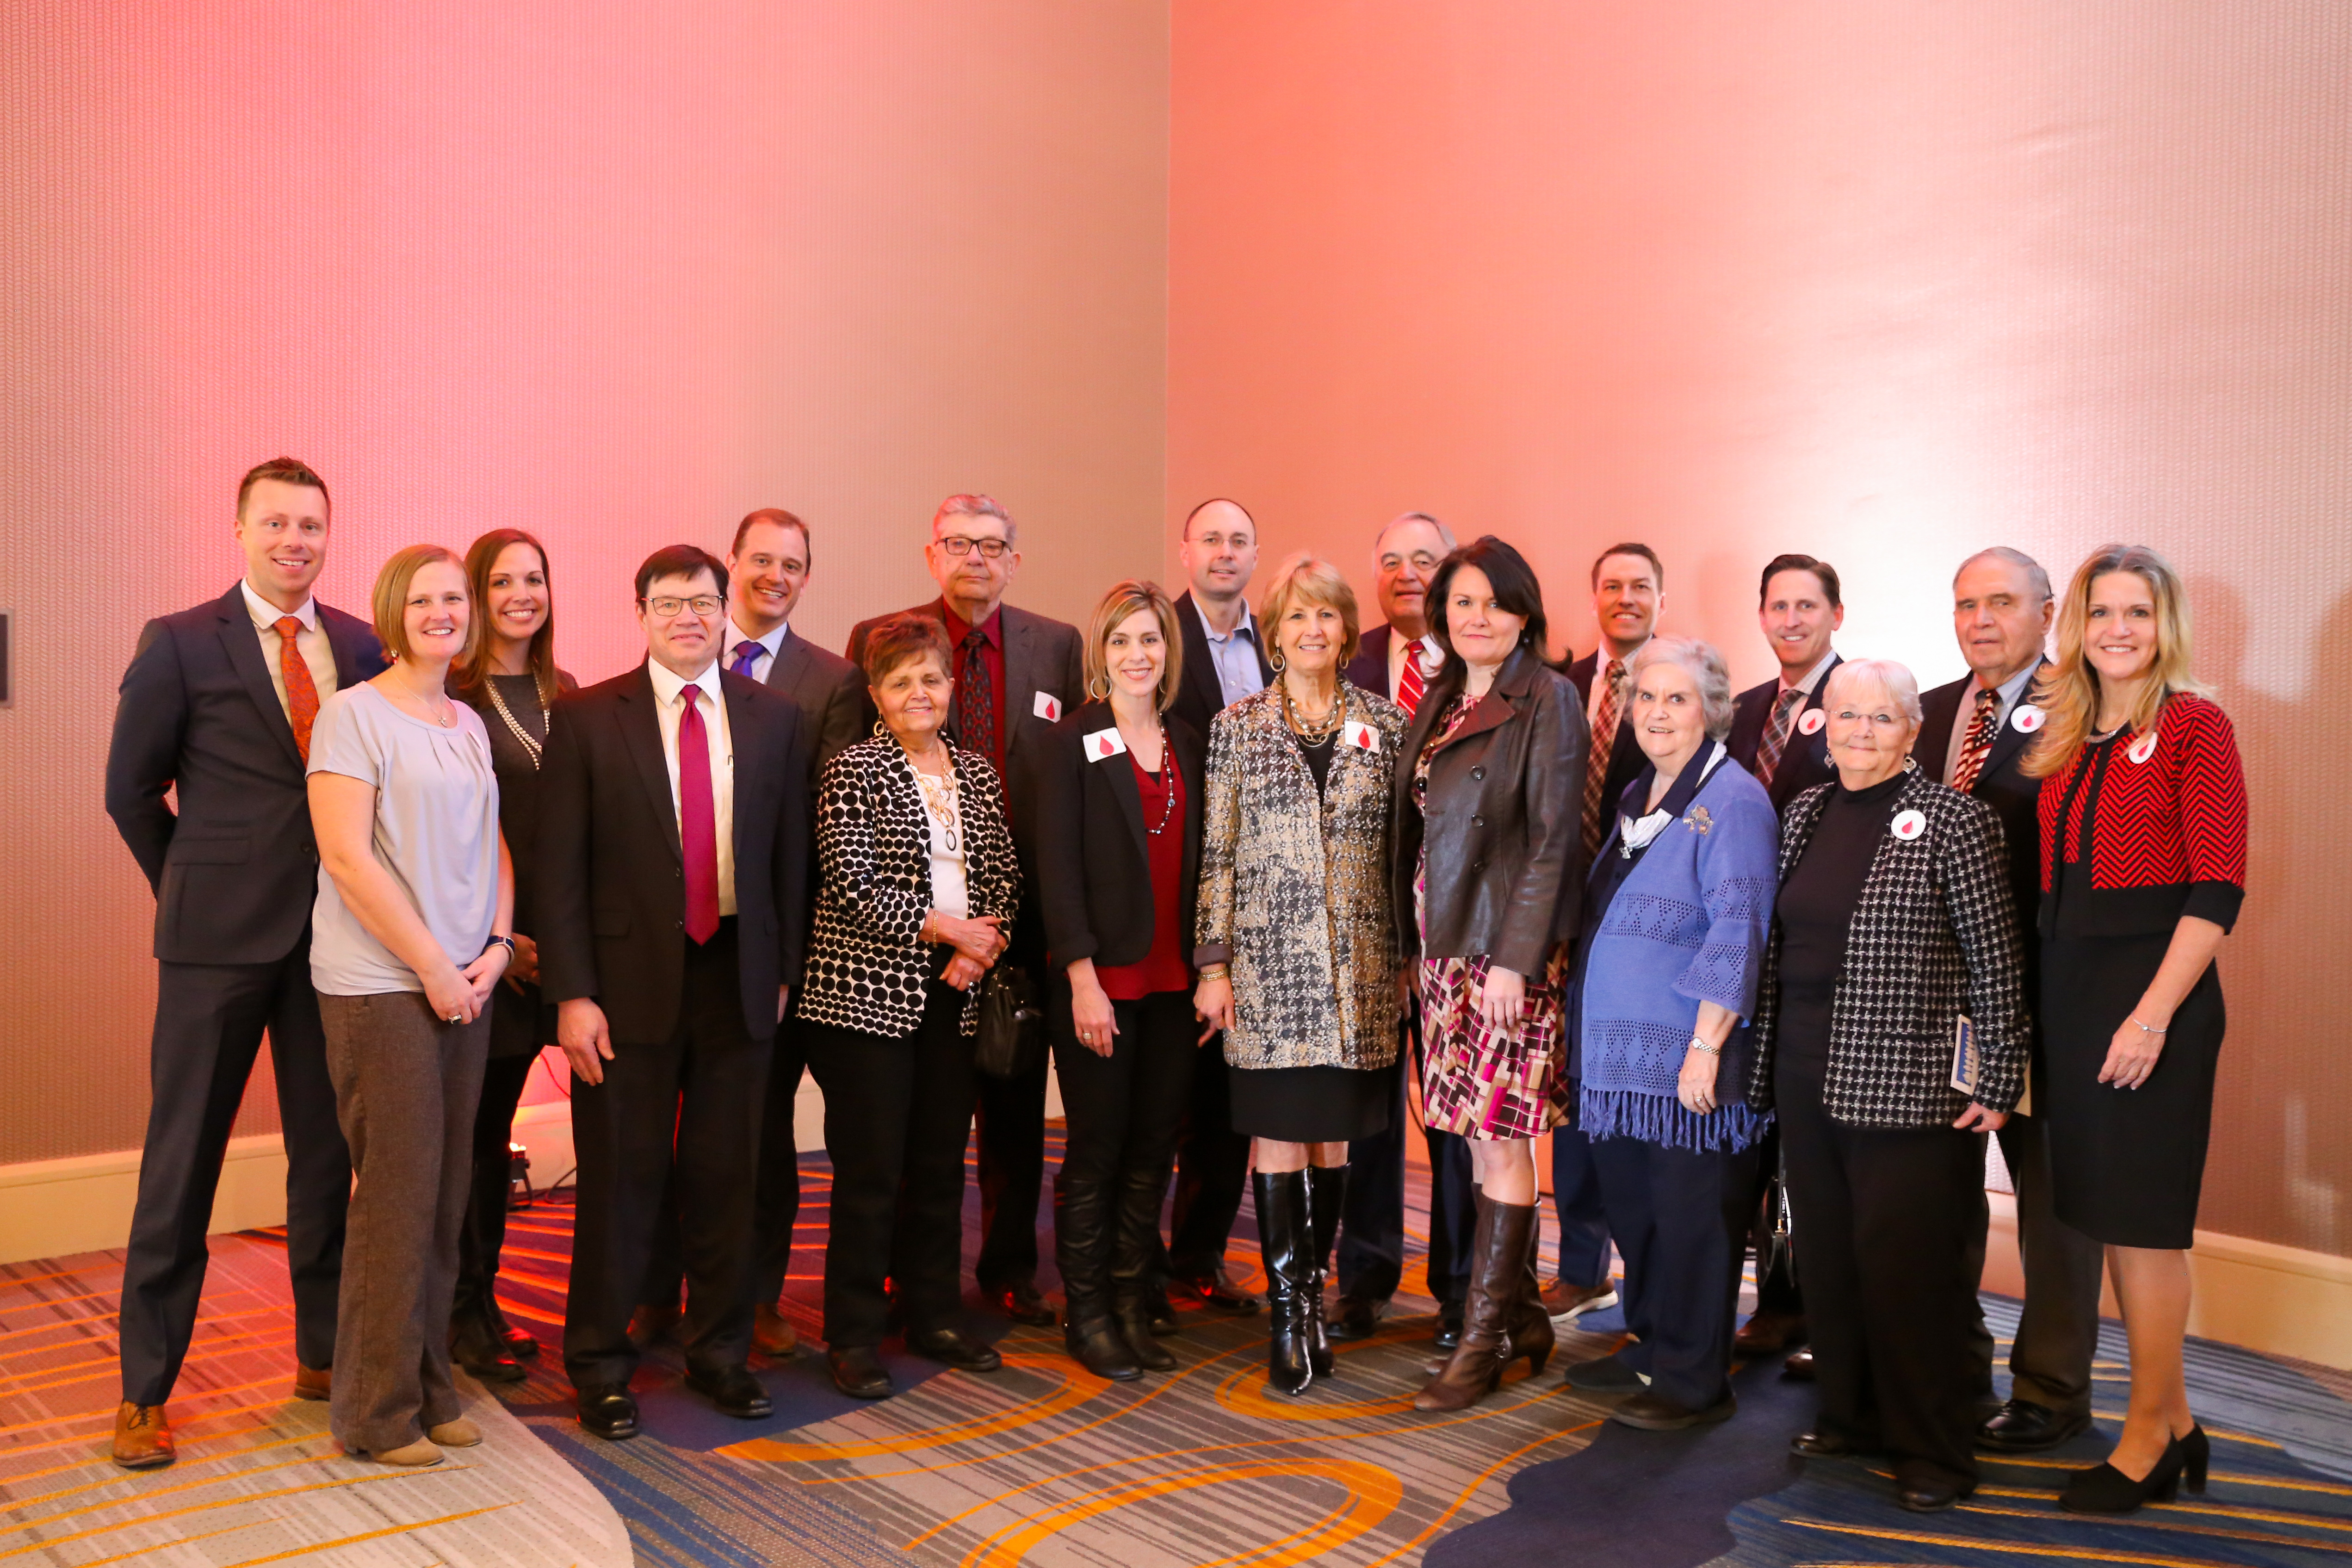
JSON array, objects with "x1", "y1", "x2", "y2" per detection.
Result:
[
  {"x1": 1921, "y1": 547, "x2": 2104, "y2": 1456},
  {"x1": 103, "y1": 458, "x2": 387, "y2": 1469}
]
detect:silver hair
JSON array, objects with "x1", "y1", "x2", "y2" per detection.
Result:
[
  {"x1": 1376, "y1": 510, "x2": 1457, "y2": 556},
  {"x1": 1627, "y1": 637, "x2": 1736, "y2": 741},
  {"x1": 1954, "y1": 545, "x2": 2052, "y2": 603},
  {"x1": 933, "y1": 493, "x2": 1017, "y2": 546},
  {"x1": 1825, "y1": 658, "x2": 1924, "y2": 728}
]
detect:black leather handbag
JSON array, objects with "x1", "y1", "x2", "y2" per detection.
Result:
[{"x1": 973, "y1": 963, "x2": 1046, "y2": 1079}]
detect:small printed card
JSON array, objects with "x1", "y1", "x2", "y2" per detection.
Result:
[
  {"x1": 1034, "y1": 692, "x2": 1063, "y2": 722},
  {"x1": 1083, "y1": 726, "x2": 1128, "y2": 762},
  {"x1": 1950, "y1": 1014, "x2": 1979, "y2": 1096},
  {"x1": 1342, "y1": 719, "x2": 1380, "y2": 752}
]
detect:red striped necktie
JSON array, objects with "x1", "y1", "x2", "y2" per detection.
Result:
[{"x1": 1397, "y1": 639, "x2": 1426, "y2": 717}]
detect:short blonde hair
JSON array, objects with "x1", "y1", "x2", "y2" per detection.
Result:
[
  {"x1": 371, "y1": 545, "x2": 477, "y2": 666},
  {"x1": 1258, "y1": 552, "x2": 1362, "y2": 671},
  {"x1": 1084, "y1": 580, "x2": 1184, "y2": 710}
]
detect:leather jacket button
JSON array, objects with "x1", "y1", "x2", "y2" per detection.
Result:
[
  {"x1": 1470, "y1": 766, "x2": 1485, "y2": 780},
  {"x1": 1472, "y1": 814, "x2": 1485, "y2": 828}
]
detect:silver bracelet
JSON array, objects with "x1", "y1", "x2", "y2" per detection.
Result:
[{"x1": 2129, "y1": 1016, "x2": 2168, "y2": 1035}]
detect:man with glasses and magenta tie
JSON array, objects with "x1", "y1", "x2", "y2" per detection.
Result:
[{"x1": 845, "y1": 496, "x2": 1083, "y2": 1328}]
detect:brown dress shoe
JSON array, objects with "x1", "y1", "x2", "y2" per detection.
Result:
[
  {"x1": 1540, "y1": 1278, "x2": 1620, "y2": 1323},
  {"x1": 1733, "y1": 1311, "x2": 1806, "y2": 1357},
  {"x1": 753, "y1": 1303, "x2": 798, "y2": 1358},
  {"x1": 293, "y1": 1363, "x2": 331, "y2": 1401},
  {"x1": 112, "y1": 1402, "x2": 175, "y2": 1469}
]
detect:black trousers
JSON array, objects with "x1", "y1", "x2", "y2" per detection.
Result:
[
  {"x1": 1052, "y1": 991, "x2": 1196, "y2": 1319},
  {"x1": 1548, "y1": 1119, "x2": 1615, "y2": 1291},
  {"x1": 1965, "y1": 1110, "x2": 2106, "y2": 1418},
  {"x1": 974, "y1": 1053, "x2": 1049, "y2": 1291},
  {"x1": 802, "y1": 981, "x2": 980, "y2": 1347},
  {"x1": 1590, "y1": 1134, "x2": 1762, "y2": 1410},
  {"x1": 1777, "y1": 1065, "x2": 1987, "y2": 1488},
  {"x1": 120, "y1": 952, "x2": 350, "y2": 1405},
  {"x1": 452, "y1": 1051, "x2": 537, "y2": 1327},
  {"x1": 563, "y1": 920, "x2": 769, "y2": 1388},
  {"x1": 1337, "y1": 1023, "x2": 1476, "y2": 1305},
  {"x1": 638, "y1": 1022, "x2": 810, "y2": 1314},
  {"x1": 1165, "y1": 1041, "x2": 1253, "y2": 1280}
]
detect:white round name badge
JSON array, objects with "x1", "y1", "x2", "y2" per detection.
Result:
[
  {"x1": 2011, "y1": 703, "x2": 2044, "y2": 734},
  {"x1": 2127, "y1": 730, "x2": 2159, "y2": 764},
  {"x1": 1797, "y1": 707, "x2": 1827, "y2": 736},
  {"x1": 1890, "y1": 809, "x2": 1927, "y2": 841}
]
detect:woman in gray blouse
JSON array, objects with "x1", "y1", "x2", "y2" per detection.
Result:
[{"x1": 308, "y1": 544, "x2": 514, "y2": 1467}]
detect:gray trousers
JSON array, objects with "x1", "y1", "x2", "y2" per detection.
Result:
[
  {"x1": 319, "y1": 992, "x2": 489, "y2": 1455},
  {"x1": 1968, "y1": 1109, "x2": 2107, "y2": 1417}
]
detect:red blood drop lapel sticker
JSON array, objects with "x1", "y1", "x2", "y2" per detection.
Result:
[
  {"x1": 1891, "y1": 809, "x2": 1927, "y2": 841},
  {"x1": 1798, "y1": 707, "x2": 1826, "y2": 736},
  {"x1": 1034, "y1": 692, "x2": 1062, "y2": 722},
  {"x1": 2127, "y1": 730, "x2": 2159, "y2": 764},
  {"x1": 1083, "y1": 726, "x2": 1127, "y2": 762},
  {"x1": 1343, "y1": 719, "x2": 1380, "y2": 752},
  {"x1": 2011, "y1": 703, "x2": 2045, "y2": 734}
]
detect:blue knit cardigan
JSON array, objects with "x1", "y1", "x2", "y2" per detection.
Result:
[{"x1": 1576, "y1": 753, "x2": 1780, "y2": 1152}]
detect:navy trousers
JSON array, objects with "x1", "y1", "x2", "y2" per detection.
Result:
[{"x1": 1333, "y1": 1018, "x2": 1477, "y2": 1306}]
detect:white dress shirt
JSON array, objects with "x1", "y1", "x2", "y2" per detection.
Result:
[
  {"x1": 1942, "y1": 660, "x2": 2041, "y2": 782},
  {"x1": 645, "y1": 655, "x2": 738, "y2": 916},
  {"x1": 240, "y1": 579, "x2": 338, "y2": 719},
  {"x1": 722, "y1": 618, "x2": 788, "y2": 682},
  {"x1": 1385, "y1": 629, "x2": 1442, "y2": 702}
]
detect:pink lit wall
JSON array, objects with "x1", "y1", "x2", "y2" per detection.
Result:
[
  {"x1": 0, "y1": 0, "x2": 1169, "y2": 1164},
  {"x1": 1170, "y1": 2, "x2": 2352, "y2": 1253}
]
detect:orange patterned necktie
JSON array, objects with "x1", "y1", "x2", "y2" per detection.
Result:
[
  {"x1": 1950, "y1": 685, "x2": 2002, "y2": 794},
  {"x1": 274, "y1": 616, "x2": 320, "y2": 762},
  {"x1": 1582, "y1": 657, "x2": 1624, "y2": 857}
]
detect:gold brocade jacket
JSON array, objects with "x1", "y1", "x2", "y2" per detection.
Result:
[{"x1": 1194, "y1": 681, "x2": 1407, "y2": 1072}]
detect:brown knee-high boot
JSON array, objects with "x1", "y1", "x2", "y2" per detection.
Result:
[{"x1": 1415, "y1": 1193, "x2": 1546, "y2": 1412}]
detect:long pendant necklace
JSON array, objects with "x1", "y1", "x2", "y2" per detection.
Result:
[
  {"x1": 914, "y1": 756, "x2": 963, "y2": 855},
  {"x1": 483, "y1": 674, "x2": 549, "y2": 768}
]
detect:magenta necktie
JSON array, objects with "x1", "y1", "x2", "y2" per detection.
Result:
[{"x1": 678, "y1": 684, "x2": 721, "y2": 944}]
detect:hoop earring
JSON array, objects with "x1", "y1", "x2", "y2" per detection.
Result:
[
  {"x1": 1268, "y1": 648, "x2": 1287, "y2": 673},
  {"x1": 872, "y1": 718, "x2": 889, "y2": 738},
  {"x1": 1087, "y1": 674, "x2": 1109, "y2": 702}
]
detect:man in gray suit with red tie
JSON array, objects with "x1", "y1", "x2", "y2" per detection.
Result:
[{"x1": 103, "y1": 458, "x2": 387, "y2": 1468}]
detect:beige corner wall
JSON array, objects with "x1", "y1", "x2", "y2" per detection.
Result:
[
  {"x1": 1170, "y1": 2, "x2": 2351, "y2": 1254},
  {"x1": 0, "y1": 0, "x2": 1167, "y2": 1166}
]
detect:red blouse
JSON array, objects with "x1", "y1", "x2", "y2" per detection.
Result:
[
  {"x1": 1096, "y1": 752, "x2": 1191, "y2": 999},
  {"x1": 2037, "y1": 692, "x2": 2246, "y2": 936}
]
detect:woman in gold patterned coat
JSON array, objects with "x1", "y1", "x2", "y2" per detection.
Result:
[{"x1": 1194, "y1": 553, "x2": 1407, "y2": 1395}]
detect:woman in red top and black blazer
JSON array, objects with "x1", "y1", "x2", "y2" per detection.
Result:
[
  {"x1": 1015, "y1": 582, "x2": 1206, "y2": 1381},
  {"x1": 2026, "y1": 545, "x2": 2247, "y2": 1514}
]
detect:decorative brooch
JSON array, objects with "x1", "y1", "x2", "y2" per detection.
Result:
[{"x1": 1686, "y1": 806, "x2": 1714, "y2": 835}]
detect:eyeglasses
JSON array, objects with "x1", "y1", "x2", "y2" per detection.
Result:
[
  {"x1": 936, "y1": 536, "x2": 1011, "y2": 559},
  {"x1": 643, "y1": 595, "x2": 724, "y2": 617},
  {"x1": 1832, "y1": 709, "x2": 1906, "y2": 730}
]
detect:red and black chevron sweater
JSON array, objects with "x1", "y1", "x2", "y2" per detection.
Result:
[{"x1": 2037, "y1": 692, "x2": 2246, "y2": 937}]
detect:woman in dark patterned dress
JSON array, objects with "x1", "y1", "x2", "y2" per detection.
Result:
[{"x1": 1392, "y1": 537, "x2": 1586, "y2": 1412}]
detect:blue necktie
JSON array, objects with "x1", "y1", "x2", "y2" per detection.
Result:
[{"x1": 728, "y1": 640, "x2": 764, "y2": 679}]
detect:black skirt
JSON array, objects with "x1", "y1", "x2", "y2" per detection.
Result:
[
  {"x1": 2040, "y1": 932, "x2": 2225, "y2": 1249},
  {"x1": 1229, "y1": 1061, "x2": 1392, "y2": 1143}
]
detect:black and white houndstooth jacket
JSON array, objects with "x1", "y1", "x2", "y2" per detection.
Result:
[
  {"x1": 1744, "y1": 764, "x2": 2028, "y2": 1127},
  {"x1": 797, "y1": 735, "x2": 1020, "y2": 1039}
]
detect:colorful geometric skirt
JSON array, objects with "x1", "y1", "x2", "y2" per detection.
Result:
[{"x1": 1417, "y1": 944, "x2": 1572, "y2": 1141}]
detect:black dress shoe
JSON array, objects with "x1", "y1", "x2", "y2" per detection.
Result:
[
  {"x1": 1609, "y1": 1389, "x2": 1738, "y2": 1431},
  {"x1": 450, "y1": 1313, "x2": 527, "y2": 1384},
  {"x1": 685, "y1": 1363, "x2": 774, "y2": 1419},
  {"x1": 1432, "y1": 1297, "x2": 1466, "y2": 1351},
  {"x1": 1113, "y1": 1300, "x2": 1177, "y2": 1371},
  {"x1": 1898, "y1": 1473, "x2": 1975, "y2": 1512},
  {"x1": 576, "y1": 1384, "x2": 640, "y2": 1441},
  {"x1": 991, "y1": 1281, "x2": 1059, "y2": 1327},
  {"x1": 1976, "y1": 1399, "x2": 2092, "y2": 1453},
  {"x1": 909, "y1": 1326, "x2": 1004, "y2": 1371},
  {"x1": 828, "y1": 1346, "x2": 893, "y2": 1399},
  {"x1": 1789, "y1": 1429, "x2": 1873, "y2": 1458},
  {"x1": 1065, "y1": 1319, "x2": 1143, "y2": 1381},
  {"x1": 1327, "y1": 1295, "x2": 1385, "y2": 1342},
  {"x1": 1782, "y1": 1348, "x2": 1817, "y2": 1381},
  {"x1": 486, "y1": 1299, "x2": 539, "y2": 1359},
  {"x1": 1564, "y1": 1355, "x2": 1646, "y2": 1393},
  {"x1": 1144, "y1": 1285, "x2": 1180, "y2": 1337},
  {"x1": 1177, "y1": 1266, "x2": 1262, "y2": 1314}
]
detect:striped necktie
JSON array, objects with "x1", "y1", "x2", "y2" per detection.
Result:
[
  {"x1": 1397, "y1": 640, "x2": 1427, "y2": 717},
  {"x1": 1582, "y1": 657, "x2": 1624, "y2": 857},
  {"x1": 1950, "y1": 685, "x2": 2002, "y2": 794},
  {"x1": 1755, "y1": 686, "x2": 1804, "y2": 787}
]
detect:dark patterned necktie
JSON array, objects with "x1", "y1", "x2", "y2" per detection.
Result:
[
  {"x1": 1755, "y1": 685, "x2": 1804, "y2": 787},
  {"x1": 952, "y1": 627, "x2": 997, "y2": 762},
  {"x1": 1582, "y1": 657, "x2": 1625, "y2": 857},
  {"x1": 1950, "y1": 685, "x2": 2002, "y2": 794}
]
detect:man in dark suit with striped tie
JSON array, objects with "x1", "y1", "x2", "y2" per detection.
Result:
[{"x1": 1921, "y1": 547, "x2": 2104, "y2": 1456}]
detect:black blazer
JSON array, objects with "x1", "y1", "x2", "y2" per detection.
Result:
[
  {"x1": 1169, "y1": 590, "x2": 1271, "y2": 745},
  {"x1": 1726, "y1": 652, "x2": 1843, "y2": 814},
  {"x1": 1345, "y1": 622, "x2": 1401, "y2": 703},
  {"x1": 843, "y1": 598, "x2": 1083, "y2": 785},
  {"x1": 761, "y1": 628, "x2": 867, "y2": 783},
  {"x1": 1391, "y1": 647, "x2": 1588, "y2": 973},
  {"x1": 1563, "y1": 648, "x2": 1647, "y2": 826},
  {"x1": 537, "y1": 663, "x2": 810, "y2": 1047},
  {"x1": 1919, "y1": 663, "x2": 2049, "y2": 946},
  {"x1": 106, "y1": 584, "x2": 387, "y2": 965},
  {"x1": 1014, "y1": 703, "x2": 1206, "y2": 971}
]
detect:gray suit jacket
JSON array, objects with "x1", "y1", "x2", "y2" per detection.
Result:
[{"x1": 759, "y1": 627, "x2": 866, "y2": 782}]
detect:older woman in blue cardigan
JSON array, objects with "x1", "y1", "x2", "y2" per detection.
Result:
[{"x1": 1564, "y1": 638, "x2": 1780, "y2": 1431}]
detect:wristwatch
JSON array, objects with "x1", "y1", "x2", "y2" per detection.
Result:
[{"x1": 1687, "y1": 1035, "x2": 1719, "y2": 1056}]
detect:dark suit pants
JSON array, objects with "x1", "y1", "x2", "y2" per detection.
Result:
[
  {"x1": 1335, "y1": 1024, "x2": 1475, "y2": 1306},
  {"x1": 1966, "y1": 1110, "x2": 2105, "y2": 1417},
  {"x1": 974, "y1": 1054, "x2": 1050, "y2": 1292},
  {"x1": 1165, "y1": 1042, "x2": 1253, "y2": 1281},
  {"x1": 564, "y1": 923, "x2": 769, "y2": 1388},
  {"x1": 120, "y1": 953, "x2": 351, "y2": 1405},
  {"x1": 452, "y1": 1050, "x2": 537, "y2": 1327},
  {"x1": 1052, "y1": 992, "x2": 1195, "y2": 1319},
  {"x1": 802, "y1": 981, "x2": 980, "y2": 1347},
  {"x1": 1590, "y1": 1134, "x2": 1762, "y2": 1410},
  {"x1": 637, "y1": 1022, "x2": 810, "y2": 1313},
  {"x1": 318, "y1": 992, "x2": 487, "y2": 1454},
  {"x1": 1548, "y1": 1120, "x2": 1614, "y2": 1290},
  {"x1": 1778, "y1": 1066, "x2": 1987, "y2": 1490}
]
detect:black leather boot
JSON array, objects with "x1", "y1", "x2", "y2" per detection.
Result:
[
  {"x1": 1112, "y1": 1166, "x2": 1179, "y2": 1370},
  {"x1": 1303, "y1": 1165, "x2": 1343, "y2": 1379},
  {"x1": 1253, "y1": 1170, "x2": 1314, "y2": 1396},
  {"x1": 1054, "y1": 1171, "x2": 1132, "y2": 1378}
]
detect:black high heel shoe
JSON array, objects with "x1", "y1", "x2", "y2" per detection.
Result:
[
  {"x1": 2180, "y1": 1425, "x2": 2210, "y2": 1494},
  {"x1": 2060, "y1": 1434, "x2": 2186, "y2": 1514}
]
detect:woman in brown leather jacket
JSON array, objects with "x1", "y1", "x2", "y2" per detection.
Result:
[{"x1": 1393, "y1": 536, "x2": 1588, "y2": 1412}]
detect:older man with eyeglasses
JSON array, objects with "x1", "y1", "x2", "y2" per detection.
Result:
[{"x1": 845, "y1": 496, "x2": 1084, "y2": 1328}]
